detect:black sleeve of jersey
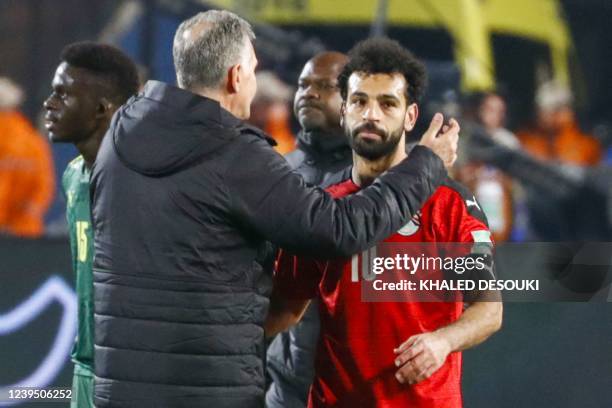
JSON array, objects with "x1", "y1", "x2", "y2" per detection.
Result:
[
  {"x1": 442, "y1": 177, "x2": 490, "y2": 228},
  {"x1": 441, "y1": 178, "x2": 499, "y2": 301}
]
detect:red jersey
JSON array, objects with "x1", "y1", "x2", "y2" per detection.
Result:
[{"x1": 274, "y1": 176, "x2": 491, "y2": 408}]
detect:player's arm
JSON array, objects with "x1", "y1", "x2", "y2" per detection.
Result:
[
  {"x1": 394, "y1": 189, "x2": 502, "y2": 385},
  {"x1": 265, "y1": 291, "x2": 310, "y2": 338},
  {"x1": 434, "y1": 298, "x2": 502, "y2": 352},
  {"x1": 264, "y1": 251, "x2": 322, "y2": 338},
  {"x1": 393, "y1": 296, "x2": 502, "y2": 385},
  {"x1": 226, "y1": 115, "x2": 456, "y2": 258}
]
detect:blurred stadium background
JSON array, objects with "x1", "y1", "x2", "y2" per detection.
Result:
[{"x1": 1, "y1": 1, "x2": 611, "y2": 406}]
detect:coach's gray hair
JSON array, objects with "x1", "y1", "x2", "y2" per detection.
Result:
[{"x1": 173, "y1": 10, "x2": 255, "y2": 90}]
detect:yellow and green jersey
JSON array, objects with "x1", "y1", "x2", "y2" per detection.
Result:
[{"x1": 62, "y1": 156, "x2": 94, "y2": 377}]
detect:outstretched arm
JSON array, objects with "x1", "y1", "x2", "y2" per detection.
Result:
[{"x1": 227, "y1": 114, "x2": 459, "y2": 258}]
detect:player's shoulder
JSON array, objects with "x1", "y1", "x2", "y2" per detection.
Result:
[
  {"x1": 438, "y1": 177, "x2": 475, "y2": 201},
  {"x1": 68, "y1": 155, "x2": 85, "y2": 170},
  {"x1": 436, "y1": 177, "x2": 489, "y2": 226},
  {"x1": 62, "y1": 156, "x2": 84, "y2": 182}
]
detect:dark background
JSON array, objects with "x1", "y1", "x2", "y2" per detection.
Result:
[
  {"x1": 0, "y1": 238, "x2": 73, "y2": 407},
  {"x1": 1, "y1": 0, "x2": 611, "y2": 128}
]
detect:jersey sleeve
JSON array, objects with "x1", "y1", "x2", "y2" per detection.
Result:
[
  {"x1": 456, "y1": 196, "x2": 492, "y2": 245},
  {"x1": 272, "y1": 249, "x2": 325, "y2": 301},
  {"x1": 439, "y1": 181, "x2": 496, "y2": 285},
  {"x1": 440, "y1": 180, "x2": 492, "y2": 244}
]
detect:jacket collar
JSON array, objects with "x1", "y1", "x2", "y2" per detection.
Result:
[
  {"x1": 142, "y1": 80, "x2": 242, "y2": 129},
  {"x1": 297, "y1": 129, "x2": 350, "y2": 155}
]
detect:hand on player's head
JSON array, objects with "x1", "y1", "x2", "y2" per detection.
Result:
[{"x1": 418, "y1": 113, "x2": 460, "y2": 169}]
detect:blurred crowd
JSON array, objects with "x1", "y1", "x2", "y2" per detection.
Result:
[
  {"x1": 454, "y1": 82, "x2": 610, "y2": 241},
  {"x1": 1, "y1": 68, "x2": 610, "y2": 242},
  {"x1": 0, "y1": 77, "x2": 54, "y2": 237},
  {"x1": 208, "y1": 71, "x2": 612, "y2": 242}
]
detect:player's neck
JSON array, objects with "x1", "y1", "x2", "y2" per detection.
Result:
[
  {"x1": 76, "y1": 129, "x2": 105, "y2": 169},
  {"x1": 351, "y1": 141, "x2": 407, "y2": 187}
]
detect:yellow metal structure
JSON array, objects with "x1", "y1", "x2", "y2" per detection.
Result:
[
  {"x1": 203, "y1": 0, "x2": 571, "y2": 91},
  {"x1": 481, "y1": 0, "x2": 571, "y2": 87}
]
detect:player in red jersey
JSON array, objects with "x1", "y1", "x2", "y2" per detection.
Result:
[{"x1": 265, "y1": 38, "x2": 503, "y2": 408}]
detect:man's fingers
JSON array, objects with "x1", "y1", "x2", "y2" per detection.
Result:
[
  {"x1": 419, "y1": 113, "x2": 444, "y2": 145},
  {"x1": 395, "y1": 358, "x2": 434, "y2": 385},
  {"x1": 417, "y1": 114, "x2": 460, "y2": 167},
  {"x1": 395, "y1": 360, "x2": 419, "y2": 384},
  {"x1": 412, "y1": 352, "x2": 429, "y2": 368},
  {"x1": 394, "y1": 335, "x2": 419, "y2": 354},
  {"x1": 439, "y1": 118, "x2": 459, "y2": 168},
  {"x1": 394, "y1": 342, "x2": 424, "y2": 367},
  {"x1": 412, "y1": 363, "x2": 436, "y2": 384},
  {"x1": 442, "y1": 118, "x2": 460, "y2": 138}
]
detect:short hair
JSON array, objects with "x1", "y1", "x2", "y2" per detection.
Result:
[
  {"x1": 60, "y1": 41, "x2": 139, "y2": 105},
  {"x1": 338, "y1": 37, "x2": 427, "y2": 104},
  {"x1": 173, "y1": 10, "x2": 255, "y2": 90}
]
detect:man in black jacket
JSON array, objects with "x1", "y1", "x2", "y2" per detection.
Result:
[
  {"x1": 90, "y1": 10, "x2": 459, "y2": 408},
  {"x1": 267, "y1": 51, "x2": 351, "y2": 407},
  {"x1": 285, "y1": 51, "x2": 351, "y2": 186}
]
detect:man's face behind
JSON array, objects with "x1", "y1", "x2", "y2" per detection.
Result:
[
  {"x1": 479, "y1": 94, "x2": 506, "y2": 131},
  {"x1": 293, "y1": 60, "x2": 343, "y2": 133},
  {"x1": 43, "y1": 62, "x2": 100, "y2": 144},
  {"x1": 343, "y1": 72, "x2": 411, "y2": 160}
]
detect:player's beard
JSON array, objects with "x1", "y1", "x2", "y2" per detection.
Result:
[{"x1": 345, "y1": 120, "x2": 404, "y2": 161}]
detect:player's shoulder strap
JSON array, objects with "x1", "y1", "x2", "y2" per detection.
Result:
[{"x1": 441, "y1": 177, "x2": 489, "y2": 227}]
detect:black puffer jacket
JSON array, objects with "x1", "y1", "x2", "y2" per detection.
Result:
[
  {"x1": 267, "y1": 132, "x2": 352, "y2": 408},
  {"x1": 90, "y1": 81, "x2": 446, "y2": 408},
  {"x1": 284, "y1": 130, "x2": 352, "y2": 186}
]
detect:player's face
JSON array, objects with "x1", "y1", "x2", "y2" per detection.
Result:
[
  {"x1": 235, "y1": 39, "x2": 258, "y2": 120},
  {"x1": 294, "y1": 60, "x2": 343, "y2": 133},
  {"x1": 44, "y1": 62, "x2": 100, "y2": 144},
  {"x1": 342, "y1": 72, "x2": 415, "y2": 160}
]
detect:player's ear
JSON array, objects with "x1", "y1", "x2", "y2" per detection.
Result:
[
  {"x1": 96, "y1": 97, "x2": 114, "y2": 119},
  {"x1": 340, "y1": 102, "x2": 346, "y2": 127},
  {"x1": 404, "y1": 102, "x2": 418, "y2": 132}
]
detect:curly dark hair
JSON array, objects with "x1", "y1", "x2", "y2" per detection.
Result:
[
  {"x1": 338, "y1": 37, "x2": 427, "y2": 104},
  {"x1": 60, "y1": 41, "x2": 140, "y2": 104}
]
